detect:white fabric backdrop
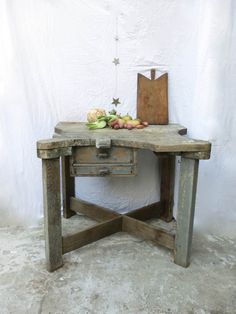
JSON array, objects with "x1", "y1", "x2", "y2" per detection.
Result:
[{"x1": 0, "y1": 0, "x2": 235, "y2": 236}]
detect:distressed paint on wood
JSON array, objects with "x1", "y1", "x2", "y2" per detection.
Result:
[
  {"x1": 61, "y1": 156, "x2": 76, "y2": 218},
  {"x1": 70, "y1": 146, "x2": 137, "y2": 177},
  {"x1": 37, "y1": 123, "x2": 211, "y2": 159},
  {"x1": 181, "y1": 151, "x2": 211, "y2": 160},
  {"x1": 37, "y1": 147, "x2": 72, "y2": 159},
  {"x1": 174, "y1": 158, "x2": 199, "y2": 267},
  {"x1": 42, "y1": 158, "x2": 63, "y2": 272},
  {"x1": 137, "y1": 71, "x2": 168, "y2": 124}
]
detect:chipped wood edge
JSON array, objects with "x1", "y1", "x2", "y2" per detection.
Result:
[
  {"x1": 37, "y1": 147, "x2": 72, "y2": 159},
  {"x1": 180, "y1": 150, "x2": 211, "y2": 160},
  {"x1": 155, "y1": 149, "x2": 211, "y2": 160}
]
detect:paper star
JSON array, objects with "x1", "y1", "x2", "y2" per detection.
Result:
[
  {"x1": 112, "y1": 58, "x2": 120, "y2": 66},
  {"x1": 112, "y1": 98, "x2": 121, "y2": 106}
]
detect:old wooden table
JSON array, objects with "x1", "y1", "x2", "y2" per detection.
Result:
[{"x1": 37, "y1": 122, "x2": 211, "y2": 272}]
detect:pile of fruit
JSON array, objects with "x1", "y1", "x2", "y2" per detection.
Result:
[{"x1": 86, "y1": 108, "x2": 148, "y2": 130}]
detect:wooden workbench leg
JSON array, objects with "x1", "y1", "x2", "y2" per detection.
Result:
[
  {"x1": 42, "y1": 158, "x2": 63, "y2": 272},
  {"x1": 174, "y1": 158, "x2": 199, "y2": 267},
  {"x1": 61, "y1": 156, "x2": 76, "y2": 218},
  {"x1": 159, "y1": 155, "x2": 175, "y2": 222}
]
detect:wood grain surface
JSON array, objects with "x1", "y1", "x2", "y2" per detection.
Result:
[
  {"x1": 42, "y1": 158, "x2": 63, "y2": 271},
  {"x1": 174, "y1": 158, "x2": 199, "y2": 267},
  {"x1": 122, "y1": 216, "x2": 175, "y2": 250},
  {"x1": 137, "y1": 72, "x2": 168, "y2": 124}
]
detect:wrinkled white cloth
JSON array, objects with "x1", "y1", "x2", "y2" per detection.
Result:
[{"x1": 0, "y1": 0, "x2": 235, "y2": 236}]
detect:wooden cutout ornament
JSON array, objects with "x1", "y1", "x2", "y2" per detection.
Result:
[{"x1": 137, "y1": 68, "x2": 169, "y2": 125}]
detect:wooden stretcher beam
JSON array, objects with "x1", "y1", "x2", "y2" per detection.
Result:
[
  {"x1": 122, "y1": 216, "x2": 175, "y2": 250},
  {"x1": 126, "y1": 201, "x2": 162, "y2": 220},
  {"x1": 71, "y1": 197, "x2": 162, "y2": 222},
  {"x1": 62, "y1": 217, "x2": 123, "y2": 254},
  {"x1": 70, "y1": 197, "x2": 120, "y2": 221}
]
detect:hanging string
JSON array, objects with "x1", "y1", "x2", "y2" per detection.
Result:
[
  {"x1": 111, "y1": 16, "x2": 120, "y2": 107},
  {"x1": 133, "y1": 64, "x2": 168, "y2": 74}
]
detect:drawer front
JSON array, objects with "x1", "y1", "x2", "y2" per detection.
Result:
[
  {"x1": 71, "y1": 164, "x2": 137, "y2": 177},
  {"x1": 70, "y1": 146, "x2": 137, "y2": 177},
  {"x1": 73, "y1": 146, "x2": 135, "y2": 164}
]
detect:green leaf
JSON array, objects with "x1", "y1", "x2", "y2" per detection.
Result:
[{"x1": 86, "y1": 120, "x2": 106, "y2": 129}]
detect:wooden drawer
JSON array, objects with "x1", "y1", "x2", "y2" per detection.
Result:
[{"x1": 70, "y1": 146, "x2": 137, "y2": 177}]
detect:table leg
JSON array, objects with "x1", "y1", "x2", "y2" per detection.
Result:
[
  {"x1": 42, "y1": 158, "x2": 63, "y2": 271},
  {"x1": 174, "y1": 158, "x2": 199, "y2": 267},
  {"x1": 61, "y1": 156, "x2": 76, "y2": 218},
  {"x1": 159, "y1": 155, "x2": 175, "y2": 222}
]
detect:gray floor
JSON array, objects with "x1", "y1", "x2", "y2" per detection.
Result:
[{"x1": 0, "y1": 214, "x2": 235, "y2": 314}]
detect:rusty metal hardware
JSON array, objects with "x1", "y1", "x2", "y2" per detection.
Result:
[{"x1": 99, "y1": 168, "x2": 110, "y2": 176}]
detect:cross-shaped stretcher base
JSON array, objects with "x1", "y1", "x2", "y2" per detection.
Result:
[
  {"x1": 42, "y1": 156, "x2": 200, "y2": 272},
  {"x1": 62, "y1": 197, "x2": 175, "y2": 255}
]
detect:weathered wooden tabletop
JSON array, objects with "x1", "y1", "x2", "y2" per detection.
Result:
[{"x1": 37, "y1": 122, "x2": 211, "y2": 159}]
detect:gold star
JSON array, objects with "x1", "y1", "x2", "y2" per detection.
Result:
[
  {"x1": 112, "y1": 58, "x2": 120, "y2": 66},
  {"x1": 112, "y1": 98, "x2": 120, "y2": 106}
]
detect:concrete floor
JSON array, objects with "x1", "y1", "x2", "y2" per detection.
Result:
[{"x1": 0, "y1": 215, "x2": 235, "y2": 314}]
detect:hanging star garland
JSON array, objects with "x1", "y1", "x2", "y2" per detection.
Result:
[
  {"x1": 111, "y1": 17, "x2": 121, "y2": 107},
  {"x1": 112, "y1": 97, "x2": 120, "y2": 106},
  {"x1": 112, "y1": 58, "x2": 120, "y2": 66}
]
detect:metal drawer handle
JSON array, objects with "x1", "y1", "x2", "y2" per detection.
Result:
[
  {"x1": 96, "y1": 138, "x2": 111, "y2": 149},
  {"x1": 99, "y1": 168, "x2": 110, "y2": 176},
  {"x1": 98, "y1": 152, "x2": 109, "y2": 158}
]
